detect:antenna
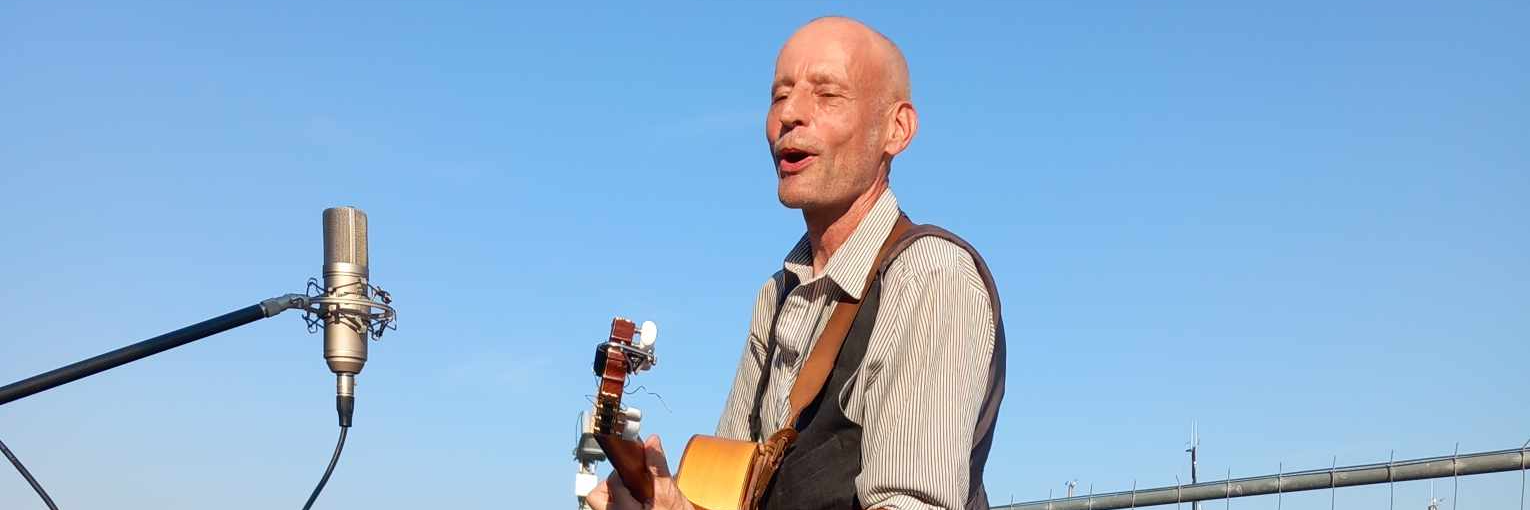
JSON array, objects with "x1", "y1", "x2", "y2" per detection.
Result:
[
  {"x1": 572, "y1": 411, "x2": 605, "y2": 510},
  {"x1": 1186, "y1": 420, "x2": 1200, "y2": 510}
]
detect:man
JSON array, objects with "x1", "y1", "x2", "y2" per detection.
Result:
[{"x1": 590, "y1": 16, "x2": 1004, "y2": 510}]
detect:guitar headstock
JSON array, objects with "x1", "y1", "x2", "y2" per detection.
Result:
[
  {"x1": 588, "y1": 317, "x2": 659, "y2": 503},
  {"x1": 590, "y1": 318, "x2": 657, "y2": 440}
]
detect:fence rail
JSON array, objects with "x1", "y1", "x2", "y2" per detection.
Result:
[{"x1": 994, "y1": 445, "x2": 1530, "y2": 510}]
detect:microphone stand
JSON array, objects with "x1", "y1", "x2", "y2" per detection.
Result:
[{"x1": 0, "y1": 294, "x2": 310, "y2": 407}]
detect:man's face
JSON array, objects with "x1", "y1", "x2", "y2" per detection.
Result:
[{"x1": 767, "y1": 28, "x2": 886, "y2": 211}]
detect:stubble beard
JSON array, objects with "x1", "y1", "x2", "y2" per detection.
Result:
[
  {"x1": 778, "y1": 128, "x2": 884, "y2": 212},
  {"x1": 777, "y1": 157, "x2": 833, "y2": 210}
]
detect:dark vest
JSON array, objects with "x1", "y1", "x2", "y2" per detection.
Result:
[{"x1": 750, "y1": 225, "x2": 1007, "y2": 510}]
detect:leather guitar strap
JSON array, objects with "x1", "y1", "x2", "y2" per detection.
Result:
[
  {"x1": 784, "y1": 214, "x2": 912, "y2": 427},
  {"x1": 742, "y1": 214, "x2": 914, "y2": 510}
]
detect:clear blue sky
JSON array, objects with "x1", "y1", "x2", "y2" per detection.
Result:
[{"x1": 1, "y1": 1, "x2": 1525, "y2": 509}]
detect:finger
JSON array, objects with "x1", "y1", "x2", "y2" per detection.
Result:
[
  {"x1": 587, "y1": 479, "x2": 610, "y2": 510},
  {"x1": 607, "y1": 471, "x2": 641, "y2": 507},
  {"x1": 644, "y1": 434, "x2": 672, "y2": 478},
  {"x1": 592, "y1": 470, "x2": 643, "y2": 510}
]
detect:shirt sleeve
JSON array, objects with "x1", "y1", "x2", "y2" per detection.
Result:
[
  {"x1": 715, "y1": 273, "x2": 783, "y2": 440},
  {"x1": 855, "y1": 239, "x2": 997, "y2": 510}
]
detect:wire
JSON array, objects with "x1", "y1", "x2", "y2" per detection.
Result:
[
  {"x1": 300, "y1": 426, "x2": 349, "y2": 510},
  {"x1": 0, "y1": 435, "x2": 60, "y2": 510}
]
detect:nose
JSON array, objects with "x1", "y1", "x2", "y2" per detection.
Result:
[{"x1": 777, "y1": 88, "x2": 809, "y2": 130}]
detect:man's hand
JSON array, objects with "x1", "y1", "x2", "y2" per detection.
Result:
[{"x1": 588, "y1": 435, "x2": 696, "y2": 510}]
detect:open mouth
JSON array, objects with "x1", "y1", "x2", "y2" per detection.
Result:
[
  {"x1": 777, "y1": 147, "x2": 817, "y2": 173},
  {"x1": 781, "y1": 148, "x2": 811, "y2": 164}
]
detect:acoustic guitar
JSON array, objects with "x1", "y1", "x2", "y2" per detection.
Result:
[{"x1": 585, "y1": 317, "x2": 791, "y2": 510}]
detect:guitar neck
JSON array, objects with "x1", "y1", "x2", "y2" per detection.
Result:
[{"x1": 594, "y1": 434, "x2": 654, "y2": 503}]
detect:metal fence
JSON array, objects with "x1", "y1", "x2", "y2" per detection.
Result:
[{"x1": 994, "y1": 443, "x2": 1530, "y2": 510}]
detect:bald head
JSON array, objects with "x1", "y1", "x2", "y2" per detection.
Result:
[
  {"x1": 784, "y1": 17, "x2": 911, "y2": 106},
  {"x1": 767, "y1": 16, "x2": 919, "y2": 220}
]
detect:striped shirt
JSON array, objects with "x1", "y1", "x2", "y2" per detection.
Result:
[{"x1": 716, "y1": 189, "x2": 998, "y2": 510}]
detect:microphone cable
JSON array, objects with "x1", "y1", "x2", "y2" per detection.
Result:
[
  {"x1": 300, "y1": 425, "x2": 348, "y2": 510},
  {"x1": 0, "y1": 435, "x2": 60, "y2": 510}
]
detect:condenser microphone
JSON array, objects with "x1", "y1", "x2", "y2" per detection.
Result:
[
  {"x1": 322, "y1": 206, "x2": 370, "y2": 427},
  {"x1": 303, "y1": 206, "x2": 393, "y2": 509}
]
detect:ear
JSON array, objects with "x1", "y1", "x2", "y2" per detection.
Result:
[{"x1": 882, "y1": 101, "x2": 918, "y2": 158}]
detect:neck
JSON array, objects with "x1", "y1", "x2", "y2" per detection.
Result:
[{"x1": 803, "y1": 179, "x2": 889, "y2": 276}]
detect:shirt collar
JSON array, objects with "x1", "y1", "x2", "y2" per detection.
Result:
[{"x1": 781, "y1": 188, "x2": 901, "y2": 302}]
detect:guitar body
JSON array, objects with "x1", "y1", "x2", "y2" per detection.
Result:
[
  {"x1": 676, "y1": 428, "x2": 798, "y2": 510},
  {"x1": 676, "y1": 435, "x2": 759, "y2": 510}
]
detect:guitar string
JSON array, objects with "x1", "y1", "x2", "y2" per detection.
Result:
[{"x1": 624, "y1": 383, "x2": 673, "y2": 414}]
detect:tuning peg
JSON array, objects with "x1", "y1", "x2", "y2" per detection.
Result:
[
  {"x1": 621, "y1": 406, "x2": 643, "y2": 441},
  {"x1": 638, "y1": 320, "x2": 657, "y2": 349}
]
